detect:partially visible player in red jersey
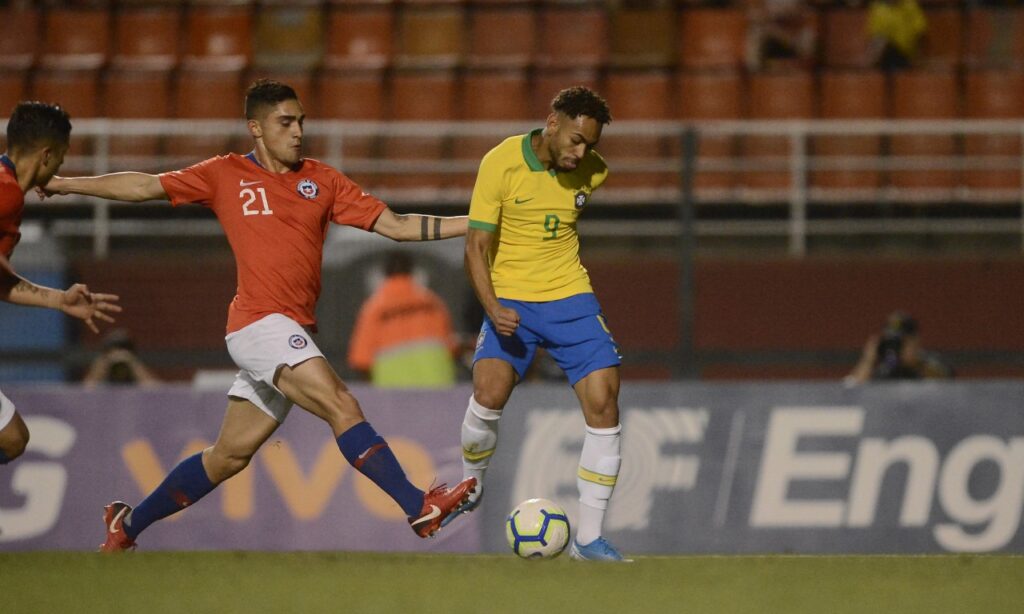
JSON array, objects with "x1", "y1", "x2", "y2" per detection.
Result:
[
  {"x1": 1, "y1": 101, "x2": 122, "y2": 465},
  {"x1": 45, "y1": 79, "x2": 476, "y2": 550}
]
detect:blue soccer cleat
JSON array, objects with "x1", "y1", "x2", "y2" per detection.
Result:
[
  {"x1": 569, "y1": 536, "x2": 632, "y2": 562},
  {"x1": 439, "y1": 488, "x2": 482, "y2": 528}
]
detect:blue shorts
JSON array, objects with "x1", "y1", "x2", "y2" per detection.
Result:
[{"x1": 473, "y1": 293, "x2": 622, "y2": 386}]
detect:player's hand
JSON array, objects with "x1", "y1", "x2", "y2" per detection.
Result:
[
  {"x1": 489, "y1": 305, "x2": 520, "y2": 336},
  {"x1": 60, "y1": 283, "x2": 122, "y2": 334}
]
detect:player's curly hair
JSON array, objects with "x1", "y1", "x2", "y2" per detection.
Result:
[
  {"x1": 551, "y1": 86, "x2": 612, "y2": 125},
  {"x1": 5, "y1": 101, "x2": 71, "y2": 152},
  {"x1": 244, "y1": 79, "x2": 299, "y2": 119}
]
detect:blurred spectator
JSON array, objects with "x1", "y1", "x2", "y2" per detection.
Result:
[
  {"x1": 347, "y1": 251, "x2": 458, "y2": 388},
  {"x1": 746, "y1": 0, "x2": 819, "y2": 71},
  {"x1": 82, "y1": 329, "x2": 160, "y2": 388},
  {"x1": 846, "y1": 311, "x2": 953, "y2": 385},
  {"x1": 867, "y1": 0, "x2": 927, "y2": 71}
]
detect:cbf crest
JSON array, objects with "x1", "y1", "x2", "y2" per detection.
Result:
[
  {"x1": 574, "y1": 191, "x2": 588, "y2": 210},
  {"x1": 296, "y1": 179, "x2": 319, "y2": 200}
]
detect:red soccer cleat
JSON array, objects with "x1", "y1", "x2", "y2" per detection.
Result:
[
  {"x1": 409, "y1": 477, "x2": 477, "y2": 538},
  {"x1": 98, "y1": 501, "x2": 137, "y2": 553}
]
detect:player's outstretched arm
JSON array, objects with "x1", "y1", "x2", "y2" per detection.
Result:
[
  {"x1": 42, "y1": 172, "x2": 167, "y2": 203},
  {"x1": 0, "y1": 256, "x2": 121, "y2": 334},
  {"x1": 372, "y1": 209, "x2": 468, "y2": 242}
]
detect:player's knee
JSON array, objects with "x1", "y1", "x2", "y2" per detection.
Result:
[
  {"x1": 206, "y1": 445, "x2": 254, "y2": 481},
  {"x1": 321, "y1": 388, "x2": 364, "y2": 431},
  {"x1": 0, "y1": 422, "x2": 30, "y2": 463},
  {"x1": 585, "y1": 395, "x2": 619, "y2": 426},
  {"x1": 471, "y1": 387, "x2": 509, "y2": 411}
]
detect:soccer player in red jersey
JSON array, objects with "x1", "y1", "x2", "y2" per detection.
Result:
[
  {"x1": 1, "y1": 101, "x2": 122, "y2": 465},
  {"x1": 45, "y1": 80, "x2": 476, "y2": 550}
]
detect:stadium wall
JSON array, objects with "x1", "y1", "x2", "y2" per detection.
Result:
[{"x1": 1, "y1": 382, "x2": 1022, "y2": 554}]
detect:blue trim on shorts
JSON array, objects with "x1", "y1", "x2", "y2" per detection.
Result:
[{"x1": 473, "y1": 293, "x2": 621, "y2": 386}]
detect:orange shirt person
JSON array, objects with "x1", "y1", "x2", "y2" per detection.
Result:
[{"x1": 348, "y1": 251, "x2": 457, "y2": 388}]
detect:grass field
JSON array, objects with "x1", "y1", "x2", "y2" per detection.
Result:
[{"x1": 1, "y1": 552, "x2": 1021, "y2": 613}]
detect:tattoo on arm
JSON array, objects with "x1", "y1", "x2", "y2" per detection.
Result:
[
  {"x1": 13, "y1": 280, "x2": 41, "y2": 296},
  {"x1": 419, "y1": 216, "x2": 443, "y2": 240}
]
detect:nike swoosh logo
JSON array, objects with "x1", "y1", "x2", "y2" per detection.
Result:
[
  {"x1": 239, "y1": 179, "x2": 262, "y2": 187},
  {"x1": 109, "y1": 507, "x2": 128, "y2": 534},
  {"x1": 414, "y1": 505, "x2": 441, "y2": 524},
  {"x1": 514, "y1": 197, "x2": 533, "y2": 204}
]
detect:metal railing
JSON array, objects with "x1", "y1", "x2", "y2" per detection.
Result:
[{"x1": 27, "y1": 118, "x2": 1024, "y2": 257}]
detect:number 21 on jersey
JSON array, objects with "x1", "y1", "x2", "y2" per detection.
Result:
[{"x1": 241, "y1": 187, "x2": 273, "y2": 216}]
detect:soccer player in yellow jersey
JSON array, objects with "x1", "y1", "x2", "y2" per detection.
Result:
[{"x1": 446, "y1": 87, "x2": 628, "y2": 561}]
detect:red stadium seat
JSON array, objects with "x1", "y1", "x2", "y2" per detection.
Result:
[
  {"x1": 678, "y1": 8, "x2": 747, "y2": 70},
  {"x1": 919, "y1": 8, "x2": 964, "y2": 68},
  {"x1": 253, "y1": 6, "x2": 324, "y2": 70},
  {"x1": 609, "y1": 7, "x2": 676, "y2": 68},
  {"x1": 325, "y1": 5, "x2": 393, "y2": 70},
  {"x1": 112, "y1": 8, "x2": 180, "y2": 71},
  {"x1": 676, "y1": 71, "x2": 744, "y2": 192},
  {"x1": 104, "y1": 69, "x2": 173, "y2": 164},
  {"x1": 965, "y1": 7, "x2": 1024, "y2": 68},
  {"x1": 460, "y1": 69, "x2": 530, "y2": 120},
  {"x1": 467, "y1": 6, "x2": 536, "y2": 69},
  {"x1": 315, "y1": 69, "x2": 386, "y2": 120},
  {"x1": 0, "y1": 70, "x2": 29, "y2": 118},
  {"x1": 31, "y1": 70, "x2": 101, "y2": 118},
  {"x1": 601, "y1": 70, "x2": 675, "y2": 188},
  {"x1": 384, "y1": 69, "x2": 458, "y2": 189},
  {"x1": 183, "y1": 6, "x2": 253, "y2": 71},
  {"x1": 821, "y1": 8, "x2": 873, "y2": 68},
  {"x1": 813, "y1": 71, "x2": 887, "y2": 191},
  {"x1": 170, "y1": 68, "x2": 246, "y2": 159},
  {"x1": 537, "y1": 6, "x2": 608, "y2": 70},
  {"x1": 964, "y1": 70, "x2": 1024, "y2": 191},
  {"x1": 0, "y1": 8, "x2": 39, "y2": 70},
  {"x1": 40, "y1": 9, "x2": 110, "y2": 70},
  {"x1": 890, "y1": 70, "x2": 959, "y2": 191},
  {"x1": 394, "y1": 6, "x2": 464, "y2": 69},
  {"x1": 744, "y1": 72, "x2": 814, "y2": 191}
]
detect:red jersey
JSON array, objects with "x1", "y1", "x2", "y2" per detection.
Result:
[
  {"x1": 0, "y1": 154, "x2": 25, "y2": 259},
  {"x1": 159, "y1": 153, "x2": 386, "y2": 333}
]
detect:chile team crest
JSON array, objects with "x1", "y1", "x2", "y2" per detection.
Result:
[
  {"x1": 288, "y1": 334, "x2": 308, "y2": 349},
  {"x1": 574, "y1": 191, "x2": 588, "y2": 210},
  {"x1": 297, "y1": 179, "x2": 319, "y2": 200}
]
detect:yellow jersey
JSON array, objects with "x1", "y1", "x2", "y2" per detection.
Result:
[{"x1": 468, "y1": 129, "x2": 608, "y2": 301}]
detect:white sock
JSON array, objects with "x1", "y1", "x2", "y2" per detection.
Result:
[
  {"x1": 460, "y1": 396, "x2": 501, "y2": 503},
  {"x1": 576, "y1": 424, "x2": 621, "y2": 546}
]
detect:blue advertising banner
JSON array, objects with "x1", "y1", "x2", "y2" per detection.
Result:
[{"x1": 2, "y1": 382, "x2": 1022, "y2": 554}]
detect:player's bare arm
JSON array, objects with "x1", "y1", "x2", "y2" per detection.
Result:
[
  {"x1": 42, "y1": 172, "x2": 167, "y2": 202},
  {"x1": 465, "y1": 227, "x2": 519, "y2": 336},
  {"x1": 372, "y1": 208, "x2": 468, "y2": 241},
  {"x1": 0, "y1": 254, "x2": 120, "y2": 334}
]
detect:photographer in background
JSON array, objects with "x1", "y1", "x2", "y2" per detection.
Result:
[
  {"x1": 846, "y1": 311, "x2": 953, "y2": 385},
  {"x1": 82, "y1": 328, "x2": 160, "y2": 388}
]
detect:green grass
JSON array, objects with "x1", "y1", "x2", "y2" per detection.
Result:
[{"x1": 1, "y1": 552, "x2": 1021, "y2": 614}]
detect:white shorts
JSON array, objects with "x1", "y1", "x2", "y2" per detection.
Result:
[
  {"x1": 225, "y1": 313, "x2": 324, "y2": 423},
  {"x1": 0, "y1": 388, "x2": 16, "y2": 432}
]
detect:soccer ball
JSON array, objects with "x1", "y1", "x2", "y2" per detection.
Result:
[{"x1": 505, "y1": 498, "x2": 571, "y2": 559}]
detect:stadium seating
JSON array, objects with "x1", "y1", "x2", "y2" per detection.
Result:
[
  {"x1": 253, "y1": 6, "x2": 324, "y2": 70},
  {"x1": 820, "y1": 8, "x2": 873, "y2": 68},
  {"x1": 890, "y1": 70, "x2": 960, "y2": 192},
  {"x1": 324, "y1": 4, "x2": 393, "y2": 70},
  {"x1": 104, "y1": 69, "x2": 173, "y2": 167},
  {"x1": 601, "y1": 70, "x2": 675, "y2": 188},
  {"x1": 532, "y1": 68, "x2": 601, "y2": 116},
  {"x1": 0, "y1": 70, "x2": 29, "y2": 117},
  {"x1": 315, "y1": 69, "x2": 386, "y2": 120},
  {"x1": 112, "y1": 8, "x2": 180, "y2": 71},
  {"x1": 466, "y1": 5, "x2": 536, "y2": 69},
  {"x1": 678, "y1": 8, "x2": 747, "y2": 70},
  {"x1": 170, "y1": 68, "x2": 246, "y2": 159},
  {"x1": 183, "y1": 6, "x2": 253, "y2": 71},
  {"x1": 744, "y1": 72, "x2": 815, "y2": 191},
  {"x1": 609, "y1": 6, "x2": 676, "y2": 68},
  {"x1": 31, "y1": 70, "x2": 101, "y2": 119},
  {"x1": 40, "y1": 8, "x2": 110, "y2": 71},
  {"x1": 920, "y1": 8, "x2": 964, "y2": 68},
  {"x1": 813, "y1": 71, "x2": 887, "y2": 191},
  {"x1": 676, "y1": 71, "x2": 744, "y2": 193},
  {"x1": 965, "y1": 7, "x2": 1024, "y2": 68},
  {"x1": 394, "y1": 5, "x2": 464, "y2": 69},
  {"x1": 537, "y1": 5, "x2": 608, "y2": 70},
  {"x1": 383, "y1": 69, "x2": 458, "y2": 189},
  {"x1": 0, "y1": 8, "x2": 39, "y2": 70},
  {"x1": 964, "y1": 70, "x2": 1024, "y2": 191}
]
